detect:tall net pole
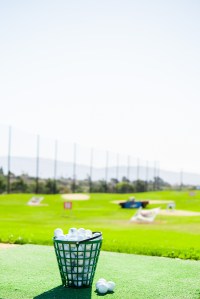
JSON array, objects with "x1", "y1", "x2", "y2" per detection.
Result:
[
  {"x1": 145, "y1": 160, "x2": 148, "y2": 191},
  {"x1": 89, "y1": 147, "x2": 93, "y2": 193},
  {"x1": 127, "y1": 155, "x2": 130, "y2": 181},
  {"x1": 180, "y1": 169, "x2": 183, "y2": 190},
  {"x1": 116, "y1": 153, "x2": 119, "y2": 181},
  {"x1": 154, "y1": 161, "x2": 157, "y2": 191},
  {"x1": 157, "y1": 161, "x2": 160, "y2": 190},
  {"x1": 105, "y1": 151, "x2": 109, "y2": 192},
  {"x1": 53, "y1": 139, "x2": 58, "y2": 194},
  {"x1": 137, "y1": 158, "x2": 140, "y2": 181},
  {"x1": 7, "y1": 126, "x2": 12, "y2": 194},
  {"x1": 72, "y1": 143, "x2": 77, "y2": 193},
  {"x1": 35, "y1": 135, "x2": 40, "y2": 194}
]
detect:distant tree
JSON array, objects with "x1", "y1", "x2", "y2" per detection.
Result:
[
  {"x1": 116, "y1": 182, "x2": 134, "y2": 193},
  {"x1": 0, "y1": 175, "x2": 6, "y2": 193},
  {"x1": 110, "y1": 178, "x2": 119, "y2": 184},
  {"x1": 134, "y1": 180, "x2": 146, "y2": 192},
  {"x1": 45, "y1": 179, "x2": 59, "y2": 194},
  {"x1": 122, "y1": 176, "x2": 130, "y2": 183},
  {"x1": 37, "y1": 182, "x2": 46, "y2": 194},
  {"x1": 11, "y1": 178, "x2": 28, "y2": 193},
  {"x1": 0, "y1": 167, "x2": 4, "y2": 175},
  {"x1": 90, "y1": 180, "x2": 107, "y2": 193}
]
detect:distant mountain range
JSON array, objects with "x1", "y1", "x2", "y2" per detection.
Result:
[{"x1": 0, "y1": 156, "x2": 200, "y2": 185}]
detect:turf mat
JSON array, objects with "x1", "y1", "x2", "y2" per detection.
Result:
[{"x1": 0, "y1": 245, "x2": 200, "y2": 299}]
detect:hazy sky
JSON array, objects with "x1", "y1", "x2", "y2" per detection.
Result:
[{"x1": 0, "y1": 0, "x2": 200, "y2": 173}]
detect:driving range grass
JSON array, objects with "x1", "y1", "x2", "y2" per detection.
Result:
[
  {"x1": 0, "y1": 191, "x2": 200, "y2": 259},
  {"x1": 1, "y1": 245, "x2": 200, "y2": 299}
]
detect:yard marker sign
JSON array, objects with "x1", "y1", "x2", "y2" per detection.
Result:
[{"x1": 64, "y1": 202, "x2": 72, "y2": 210}]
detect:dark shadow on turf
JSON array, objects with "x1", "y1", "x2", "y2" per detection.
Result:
[
  {"x1": 94, "y1": 290, "x2": 114, "y2": 296},
  {"x1": 33, "y1": 285, "x2": 92, "y2": 299}
]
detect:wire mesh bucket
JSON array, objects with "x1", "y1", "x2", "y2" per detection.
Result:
[{"x1": 53, "y1": 232, "x2": 102, "y2": 288}]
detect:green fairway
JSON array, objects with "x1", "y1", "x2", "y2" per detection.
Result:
[
  {"x1": 0, "y1": 245, "x2": 200, "y2": 299},
  {"x1": 0, "y1": 191, "x2": 200, "y2": 259}
]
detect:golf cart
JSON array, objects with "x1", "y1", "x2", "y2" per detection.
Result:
[{"x1": 119, "y1": 197, "x2": 149, "y2": 209}]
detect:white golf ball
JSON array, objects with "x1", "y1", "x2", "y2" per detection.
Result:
[
  {"x1": 56, "y1": 235, "x2": 66, "y2": 241},
  {"x1": 107, "y1": 281, "x2": 116, "y2": 292},
  {"x1": 65, "y1": 253, "x2": 75, "y2": 265},
  {"x1": 67, "y1": 273, "x2": 72, "y2": 280},
  {"x1": 73, "y1": 266, "x2": 83, "y2": 273},
  {"x1": 73, "y1": 275, "x2": 83, "y2": 287},
  {"x1": 61, "y1": 258, "x2": 65, "y2": 265},
  {"x1": 85, "y1": 244, "x2": 92, "y2": 251},
  {"x1": 74, "y1": 280, "x2": 82, "y2": 287},
  {"x1": 77, "y1": 234, "x2": 85, "y2": 241},
  {"x1": 93, "y1": 232, "x2": 101, "y2": 239},
  {"x1": 69, "y1": 227, "x2": 77, "y2": 235},
  {"x1": 64, "y1": 244, "x2": 69, "y2": 251},
  {"x1": 76, "y1": 244, "x2": 84, "y2": 253},
  {"x1": 77, "y1": 259, "x2": 84, "y2": 266},
  {"x1": 54, "y1": 228, "x2": 63, "y2": 237},
  {"x1": 95, "y1": 278, "x2": 106, "y2": 288},
  {"x1": 97, "y1": 282, "x2": 108, "y2": 294},
  {"x1": 82, "y1": 259, "x2": 89, "y2": 266},
  {"x1": 85, "y1": 229, "x2": 92, "y2": 237},
  {"x1": 78, "y1": 228, "x2": 85, "y2": 235},
  {"x1": 85, "y1": 252, "x2": 90, "y2": 258}
]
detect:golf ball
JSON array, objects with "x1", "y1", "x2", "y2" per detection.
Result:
[
  {"x1": 54, "y1": 228, "x2": 63, "y2": 237},
  {"x1": 73, "y1": 266, "x2": 83, "y2": 273},
  {"x1": 95, "y1": 278, "x2": 106, "y2": 288},
  {"x1": 73, "y1": 275, "x2": 83, "y2": 287},
  {"x1": 78, "y1": 228, "x2": 85, "y2": 235},
  {"x1": 85, "y1": 229, "x2": 92, "y2": 237},
  {"x1": 69, "y1": 227, "x2": 77, "y2": 235},
  {"x1": 97, "y1": 282, "x2": 108, "y2": 294},
  {"x1": 107, "y1": 281, "x2": 116, "y2": 292}
]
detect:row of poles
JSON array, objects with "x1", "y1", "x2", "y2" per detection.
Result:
[{"x1": 4, "y1": 126, "x2": 183, "y2": 194}]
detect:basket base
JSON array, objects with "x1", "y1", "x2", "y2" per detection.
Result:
[{"x1": 62, "y1": 283, "x2": 92, "y2": 289}]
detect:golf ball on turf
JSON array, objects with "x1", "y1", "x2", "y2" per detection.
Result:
[
  {"x1": 97, "y1": 282, "x2": 108, "y2": 294},
  {"x1": 95, "y1": 278, "x2": 106, "y2": 288},
  {"x1": 107, "y1": 281, "x2": 116, "y2": 292}
]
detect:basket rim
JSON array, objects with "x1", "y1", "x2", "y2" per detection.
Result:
[
  {"x1": 53, "y1": 231, "x2": 102, "y2": 244},
  {"x1": 53, "y1": 238, "x2": 102, "y2": 244}
]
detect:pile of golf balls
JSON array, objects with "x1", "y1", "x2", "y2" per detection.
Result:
[
  {"x1": 96, "y1": 278, "x2": 116, "y2": 294},
  {"x1": 54, "y1": 227, "x2": 102, "y2": 242},
  {"x1": 54, "y1": 227, "x2": 102, "y2": 287}
]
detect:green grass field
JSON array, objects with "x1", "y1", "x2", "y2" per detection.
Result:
[
  {"x1": 0, "y1": 191, "x2": 200, "y2": 259},
  {"x1": 1, "y1": 245, "x2": 200, "y2": 299}
]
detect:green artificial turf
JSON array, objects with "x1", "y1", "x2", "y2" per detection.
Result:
[
  {"x1": 0, "y1": 245, "x2": 200, "y2": 299},
  {"x1": 0, "y1": 191, "x2": 200, "y2": 259}
]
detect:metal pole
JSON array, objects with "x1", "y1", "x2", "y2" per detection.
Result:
[
  {"x1": 180, "y1": 169, "x2": 183, "y2": 190},
  {"x1": 7, "y1": 126, "x2": 12, "y2": 194},
  {"x1": 72, "y1": 143, "x2": 77, "y2": 193},
  {"x1": 105, "y1": 151, "x2": 109, "y2": 192},
  {"x1": 89, "y1": 147, "x2": 93, "y2": 193},
  {"x1": 137, "y1": 158, "x2": 140, "y2": 181},
  {"x1": 53, "y1": 140, "x2": 58, "y2": 194},
  {"x1": 145, "y1": 160, "x2": 148, "y2": 191},
  {"x1": 154, "y1": 161, "x2": 157, "y2": 191},
  {"x1": 157, "y1": 161, "x2": 160, "y2": 190},
  {"x1": 116, "y1": 153, "x2": 119, "y2": 181},
  {"x1": 127, "y1": 155, "x2": 130, "y2": 182},
  {"x1": 35, "y1": 135, "x2": 40, "y2": 194}
]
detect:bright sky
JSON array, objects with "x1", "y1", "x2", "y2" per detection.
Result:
[{"x1": 0, "y1": 0, "x2": 200, "y2": 173}]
